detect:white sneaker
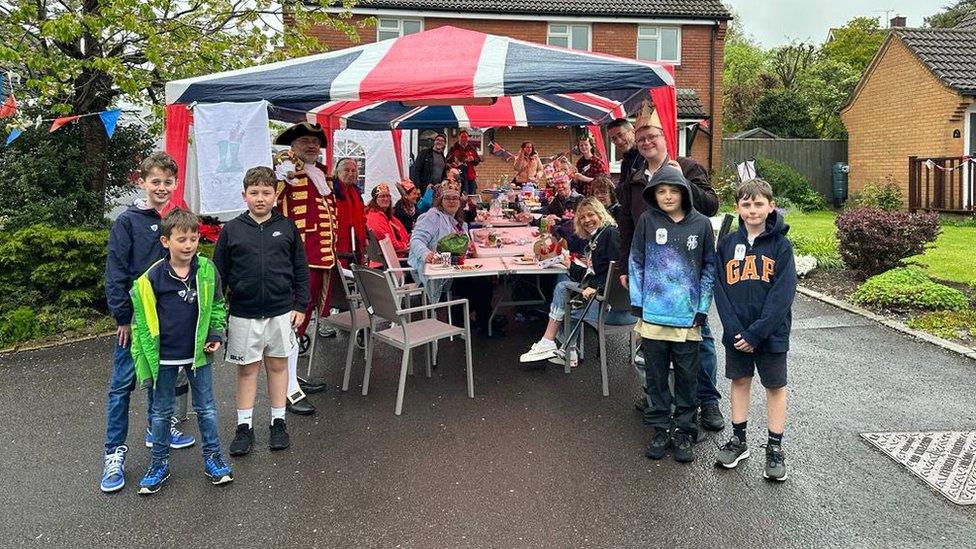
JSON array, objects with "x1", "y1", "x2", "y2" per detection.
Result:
[
  {"x1": 548, "y1": 348, "x2": 579, "y2": 368},
  {"x1": 318, "y1": 322, "x2": 337, "y2": 338},
  {"x1": 634, "y1": 353, "x2": 645, "y2": 366},
  {"x1": 520, "y1": 340, "x2": 558, "y2": 362}
]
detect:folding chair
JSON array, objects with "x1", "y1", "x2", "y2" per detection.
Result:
[{"x1": 352, "y1": 266, "x2": 474, "y2": 415}]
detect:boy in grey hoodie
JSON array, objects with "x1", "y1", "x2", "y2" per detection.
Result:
[{"x1": 629, "y1": 164, "x2": 716, "y2": 463}]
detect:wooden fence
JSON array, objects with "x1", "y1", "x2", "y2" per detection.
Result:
[
  {"x1": 908, "y1": 156, "x2": 975, "y2": 213},
  {"x1": 721, "y1": 139, "x2": 848, "y2": 198}
]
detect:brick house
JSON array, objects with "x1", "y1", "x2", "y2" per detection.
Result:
[
  {"x1": 301, "y1": 0, "x2": 730, "y2": 185},
  {"x1": 841, "y1": 17, "x2": 976, "y2": 211}
]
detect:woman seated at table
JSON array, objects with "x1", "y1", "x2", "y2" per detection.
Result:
[
  {"x1": 572, "y1": 136, "x2": 608, "y2": 196},
  {"x1": 540, "y1": 172, "x2": 586, "y2": 253},
  {"x1": 394, "y1": 179, "x2": 421, "y2": 233},
  {"x1": 409, "y1": 181, "x2": 496, "y2": 333},
  {"x1": 590, "y1": 175, "x2": 621, "y2": 224},
  {"x1": 519, "y1": 197, "x2": 634, "y2": 364},
  {"x1": 366, "y1": 183, "x2": 410, "y2": 258}
]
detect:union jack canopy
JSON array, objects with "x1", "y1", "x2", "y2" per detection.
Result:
[{"x1": 165, "y1": 25, "x2": 675, "y2": 129}]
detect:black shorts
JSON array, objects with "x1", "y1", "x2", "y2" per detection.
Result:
[{"x1": 725, "y1": 349, "x2": 788, "y2": 389}]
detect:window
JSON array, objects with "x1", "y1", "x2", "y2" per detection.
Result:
[
  {"x1": 547, "y1": 24, "x2": 590, "y2": 51},
  {"x1": 377, "y1": 18, "x2": 422, "y2": 41},
  {"x1": 637, "y1": 26, "x2": 680, "y2": 63}
]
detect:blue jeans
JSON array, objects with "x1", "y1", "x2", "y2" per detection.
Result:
[
  {"x1": 697, "y1": 322, "x2": 721, "y2": 405},
  {"x1": 104, "y1": 341, "x2": 153, "y2": 453},
  {"x1": 150, "y1": 364, "x2": 221, "y2": 462}
]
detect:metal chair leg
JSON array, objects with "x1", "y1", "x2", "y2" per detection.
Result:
[
  {"x1": 394, "y1": 348, "x2": 411, "y2": 415},
  {"x1": 341, "y1": 328, "x2": 357, "y2": 392},
  {"x1": 599, "y1": 323, "x2": 609, "y2": 397},
  {"x1": 361, "y1": 330, "x2": 374, "y2": 396},
  {"x1": 306, "y1": 311, "x2": 318, "y2": 379}
]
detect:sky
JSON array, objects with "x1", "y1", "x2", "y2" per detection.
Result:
[{"x1": 723, "y1": 0, "x2": 948, "y2": 47}]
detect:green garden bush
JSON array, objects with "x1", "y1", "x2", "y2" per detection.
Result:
[
  {"x1": 850, "y1": 267, "x2": 968, "y2": 311},
  {"x1": 835, "y1": 207, "x2": 940, "y2": 278},
  {"x1": 907, "y1": 310, "x2": 976, "y2": 341},
  {"x1": 789, "y1": 234, "x2": 842, "y2": 269},
  {"x1": 848, "y1": 182, "x2": 903, "y2": 211},
  {"x1": 754, "y1": 155, "x2": 828, "y2": 212}
]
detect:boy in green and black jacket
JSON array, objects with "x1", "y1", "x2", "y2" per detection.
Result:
[{"x1": 130, "y1": 208, "x2": 233, "y2": 495}]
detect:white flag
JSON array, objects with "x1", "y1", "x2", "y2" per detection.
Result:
[{"x1": 193, "y1": 101, "x2": 272, "y2": 215}]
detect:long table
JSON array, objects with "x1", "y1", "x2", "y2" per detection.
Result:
[
  {"x1": 469, "y1": 226, "x2": 539, "y2": 258},
  {"x1": 423, "y1": 234, "x2": 566, "y2": 336}
]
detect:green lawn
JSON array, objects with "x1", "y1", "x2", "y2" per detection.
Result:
[{"x1": 782, "y1": 210, "x2": 976, "y2": 286}]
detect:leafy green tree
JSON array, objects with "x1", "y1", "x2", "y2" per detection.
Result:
[
  {"x1": 768, "y1": 42, "x2": 816, "y2": 90},
  {"x1": 747, "y1": 89, "x2": 818, "y2": 138},
  {"x1": 798, "y1": 58, "x2": 860, "y2": 138},
  {"x1": 821, "y1": 17, "x2": 885, "y2": 74},
  {"x1": 925, "y1": 0, "x2": 976, "y2": 28},
  {"x1": 722, "y1": 33, "x2": 771, "y2": 133},
  {"x1": 0, "y1": 0, "x2": 359, "y2": 215}
]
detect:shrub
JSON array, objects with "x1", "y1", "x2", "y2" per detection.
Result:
[
  {"x1": 0, "y1": 307, "x2": 42, "y2": 346},
  {"x1": 789, "y1": 234, "x2": 842, "y2": 269},
  {"x1": 848, "y1": 182, "x2": 903, "y2": 211},
  {"x1": 711, "y1": 166, "x2": 739, "y2": 210},
  {"x1": 0, "y1": 225, "x2": 108, "y2": 314},
  {"x1": 754, "y1": 155, "x2": 828, "y2": 212},
  {"x1": 835, "y1": 207, "x2": 940, "y2": 278},
  {"x1": 850, "y1": 267, "x2": 969, "y2": 311},
  {"x1": 907, "y1": 310, "x2": 976, "y2": 341}
]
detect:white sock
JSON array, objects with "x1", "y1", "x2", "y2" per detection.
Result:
[
  {"x1": 237, "y1": 408, "x2": 253, "y2": 427},
  {"x1": 270, "y1": 407, "x2": 286, "y2": 424},
  {"x1": 540, "y1": 337, "x2": 555, "y2": 346}
]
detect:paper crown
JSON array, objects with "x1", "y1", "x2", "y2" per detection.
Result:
[
  {"x1": 634, "y1": 100, "x2": 663, "y2": 131},
  {"x1": 434, "y1": 180, "x2": 462, "y2": 200},
  {"x1": 395, "y1": 179, "x2": 416, "y2": 195},
  {"x1": 371, "y1": 183, "x2": 391, "y2": 197},
  {"x1": 533, "y1": 234, "x2": 568, "y2": 263}
]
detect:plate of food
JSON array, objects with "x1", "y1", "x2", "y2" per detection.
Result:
[
  {"x1": 453, "y1": 263, "x2": 481, "y2": 271},
  {"x1": 512, "y1": 257, "x2": 537, "y2": 265}
]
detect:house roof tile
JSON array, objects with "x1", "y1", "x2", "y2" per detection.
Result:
[
  {"x1": 332, "y1": 1, "x2": 732, "y2": 19},
  {"x1": 894, "y1": 28, "x2": 976, "y2": 95},
  {"x1": 676, "y1": 88, "x2": 707, "y2": 118}
]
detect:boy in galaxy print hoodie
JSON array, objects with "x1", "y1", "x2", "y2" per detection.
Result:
[{"x1": 629, "y1": 164, "x2": 716, "y2": 463}]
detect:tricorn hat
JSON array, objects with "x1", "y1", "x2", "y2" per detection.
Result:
[{"x1": 275, "y1": 122, "x2": 327, "y2": 146}]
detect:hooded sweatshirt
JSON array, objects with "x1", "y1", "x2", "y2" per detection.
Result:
[
  {"x1": 713, "y1": 209, "x2": 796, "y2": 352},
  {"x1": 104, "y1": 202, "x2": 167, "y2": 326},
  {"x1": 628, "y1": 165, "x2": 716, "y2": 328}
]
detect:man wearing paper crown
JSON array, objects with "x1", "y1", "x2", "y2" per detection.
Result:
[
  {"x1": 273, "y1": 122, "x2": 335, "y2": 410},
  {"x1": 617, "y1": 99, "x2": 724, "y2": 433}
]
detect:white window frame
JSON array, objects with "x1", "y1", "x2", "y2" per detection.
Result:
[
  {"x1": 376, "y1": 17, "x2": 423, "y2": 41},
  {"x1": 964, "y1": 105, "x2": 976, "y2": 209},
  {"x1": 547, "y1": 23, "x2": 591, "y2": 51},
  {"x1": 636, "y1": 26, "x2": 681, "y2": 64}
]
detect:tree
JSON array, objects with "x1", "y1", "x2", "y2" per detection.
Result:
[
  {"x1": 722, "y1": 32, "x2": 771, "y2": 133},
  {"x1": 798, "y1": 58, "x2": 860, "y2": 138},
  {"x1": 925, "y1": 0, "x2": 976, "y2": 27},
  {"x1": 0, "y1": 1, "x2": 359, "y2": 216},
  {"x1": 768, "y1": 42, "x2": 816, "y2": 90},
  {"x1": 821, "y1": 17, "x2": 885, "y2": 74},
  {"x1": 747, "y1": 89, "x2": 818, "y2": 138}
]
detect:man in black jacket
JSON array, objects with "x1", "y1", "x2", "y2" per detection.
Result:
[
  {"x1": 213, "y1": 167, "x2": 311, "y2": 456},
  {"x1": 616, "y1": 117, "x2": 724, "y2": 433},
  {"x1": 410, "y1": 132, "x2": 448, "y2": 194}
]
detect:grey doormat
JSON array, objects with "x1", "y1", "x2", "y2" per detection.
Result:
[{"x1": 861, "y1": 431, "x2": 976, "y2": 505}]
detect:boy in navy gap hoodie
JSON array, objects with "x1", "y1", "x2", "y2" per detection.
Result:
[
  {"x1": 100, "y1": 152, "x2": 196, "y2": 493},
  {"x1": 713, "y1": 179, "x2": 795, "y2": 482},
  {"x1": 213, "y1": 167, "x2": 310, "y2": 457},
  {"x1": 629, "y1": 165, "x2": 716, "y2": 464}
]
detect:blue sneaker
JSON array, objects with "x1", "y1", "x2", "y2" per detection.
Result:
[
  {"x1": 138, "y1": 460, "x2": 170, "y2": 495},
  {"x1": 145, "y1": 418, "x2": 196, "y2": 449},
  {"x1": 204, "y1": 452, "x2": 234, "y2": 485},
  {"x1": 100, "y1": 445, "x2": 128, "y2": 493}
]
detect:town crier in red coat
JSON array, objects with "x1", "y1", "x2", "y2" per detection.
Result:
[{"x1": 273, "y1": 122, "x2": 337, "y2": 346}]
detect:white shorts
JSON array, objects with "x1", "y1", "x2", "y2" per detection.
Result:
[{"x1": 225, "y1": 313, "x2": 297, "y2": 365}]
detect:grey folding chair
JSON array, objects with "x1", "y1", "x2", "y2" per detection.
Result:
[
  {"x1": 352, "y1": 265, "x2": 474, "y2": 415},
  {"x1": 311, "y1": 266, "x2": 373, "y2": 392},
  {"x1": 562, "y1": 261, "x2": 638, "y2": 395}
]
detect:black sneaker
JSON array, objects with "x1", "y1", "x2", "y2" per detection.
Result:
[
  {"x1": 763, "y1": 444, "x2": 788, "y2": 482},
  {"x1": 228, "y1": 424, "x2": 254, "y2": 457},
  {"x1": 644, "y1": 429, "x2": 671, "y2": 460},
  {"x1": 699, "y1": 403, "x2": 725, "y2": 432},
  {"x1": 269, "y1": 418, "x2": 290, "y2": 451},
  {"x1": 715, "y1": 436, "x2": 750, "y2": 468},
  {"x1": 672, "y1": 432, "x2": 695, "y2": 463}
]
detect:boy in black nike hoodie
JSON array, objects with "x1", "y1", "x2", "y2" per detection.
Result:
[
  {"x1": 213, "y1": 166, "x2": 310, "y2": 456},
  {"x1": 713, "y1": 179, "x2": 796, "y2": 482}
]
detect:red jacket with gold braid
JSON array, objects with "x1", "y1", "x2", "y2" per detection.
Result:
[{"x1": 275, "y1": 157, "x2": 338, "y2": 270}]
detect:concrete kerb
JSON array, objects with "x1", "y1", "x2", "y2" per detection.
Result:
[
  {"x1": 0, "y1": 331, "x2": 115, "y2": 357},
  {"x1": 797, "y1": 286, "x2": 976, "y2": 362}
]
